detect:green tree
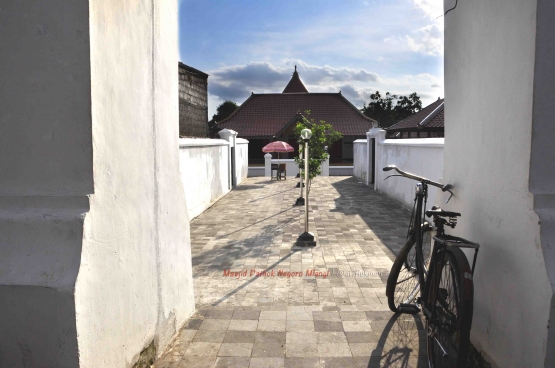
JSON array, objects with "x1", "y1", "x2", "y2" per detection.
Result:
[
  {"x1": 361, "y1": 91, "x2": 422, "y2": 128},
  {"x1": 208, "y1": 100, "x2": 238, "y2": 136},
  {"x1": 293, "y1": 112, "x2": 342, "y2": 193}
]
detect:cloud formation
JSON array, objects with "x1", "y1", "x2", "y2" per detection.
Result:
[
  {"x1": 406, "y1": 24, "x2": 443, "y2": 56},
  {"x1": 208, "y1": 60, "x2": 443, "y2": 117},
  {"x1": 406, "y1": 0, "x2": 444, "y2": 56}
]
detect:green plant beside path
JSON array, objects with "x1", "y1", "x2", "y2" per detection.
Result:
[{"x1": 293, "y1": 112, "x2": 342, "y2": 194}]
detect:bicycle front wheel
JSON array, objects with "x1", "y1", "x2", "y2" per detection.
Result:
[
  {"x1": 386, "y1": 228, "x2": 431, "y2": 313},
  {"x1": 426, "y1": 247, "x2": 473, "y2": 368}
]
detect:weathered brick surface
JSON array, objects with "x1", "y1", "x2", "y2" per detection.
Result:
[
  {"x1": 179, "y1": 64, "x2": 208, "y2": 137},
  {"x1": 154, "y1": 177, "x2": 429, "y2": 367}
]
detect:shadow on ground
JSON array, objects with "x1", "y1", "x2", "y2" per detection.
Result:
[
  {"x1": 366, "y1": 313, "x2": 427, "y2": 367},
  {"x1": 330, "y1": 177, "x2": 411, "y2": 260}
]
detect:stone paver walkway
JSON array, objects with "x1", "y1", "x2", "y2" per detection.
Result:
[{"x1": 154, "y1": 177, "x2": 427, "y2": 368}]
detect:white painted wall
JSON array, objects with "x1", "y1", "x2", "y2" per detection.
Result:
[
  {"x1": 376, "y1": 138, "x2": 445, "y2": 209},
  {"x1": 179, "y1": 139, "x2": 230, "y2": 219},
  {"x1": 0, "y1": 1, "x2": 91, "y2": 366},
  {"x1": 236, "y1": 138, "x2": 249, "y2": 184},
  {"x1": 353, "y1": 139, "x2": 368, "y2": 182},
  {"x1": 263, "y1": 157, "x2": 334, "y2": 178},
  {"x1": 356, "y1": 130, "x2": 445, "y2": 210},
  {"x1": 444, "y1": 0, "x2": 553, "y2": 366},
  {"x1": 248, "y1": 167, "x2": 265, "y2": 177},
  {"x1": 77, "y1": 1, "x2": 194, "y2": 367},
  {"x1": 178, "y1": 137, "x2": 249, "y2": 219},
  {"x1": 271, "y1": 159, "x2": 300, "y2": 178},
  {"x1": 0, "y1": 1, "x2": 195, "y2": 367}
]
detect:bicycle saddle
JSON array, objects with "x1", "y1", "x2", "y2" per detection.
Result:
[{"x1": 425, "y1": 206, "x2": 461, "y2": 218}]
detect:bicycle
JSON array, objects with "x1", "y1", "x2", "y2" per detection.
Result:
[{"x1": 383, "y1": 165, "x2": 480, "y2": 368}]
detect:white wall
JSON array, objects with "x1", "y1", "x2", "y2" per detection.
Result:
[
  {"x1": 271, "y1": 159, "x2": 300, "y2": 178},
  {"x1": 179, "y1": 139, "x2": 230, "y2": 219},
  {"x1": 375, "y1": 138, "x2": 445, "y2": 209},
  {"x1": 263, "y1": 157, "x2": 333, "y2": 178},
  {"x1": 248, "y1": 167, "x2": 265, "y2": 177},
  {"x1": 0, "y1": 1, "x2": 195, "y2": 367},
  {"x1": 444, "y1": 0, "x2": 553, "y2": 366},
  {"x1": 236, "y1": 138, "x2": 249, "y2": 184},
  {"x1": 0, "y1": 1, "x2": 91, "y2": 365},
  {"x1": 356, "y1": 130, "x2": 445, "y2": 210},
  {"x1": 77, "y1": 1, "x2": 195, "y2": 367},
  {"x1": 353, "y1": 139, "x2": 368, "y2": 182}
]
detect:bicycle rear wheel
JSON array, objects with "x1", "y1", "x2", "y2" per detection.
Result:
[
  {"x1": 426, "y1": 247, "x2": 473, "y2": 368},
  {"x1": 386, "y1": 228, "x2": 431, "y2": 313}
]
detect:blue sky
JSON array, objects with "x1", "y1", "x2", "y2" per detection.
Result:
[{"x1": 179, "y1": 0, "x2": 444, "y2": 118}]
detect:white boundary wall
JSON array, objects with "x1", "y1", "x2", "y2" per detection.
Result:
[
  {"x1": 354, "y1": 129, "x2": 446, "y2": 209},
  {"x1": 261, "y1": 156, "x2": 335, "y2": 177},
  {"x1": 179, "y1": 139, "x2": 230, "y2": 219},
  {"x1": 179, "y1": 136, "x2": 249, "y2": 219}
]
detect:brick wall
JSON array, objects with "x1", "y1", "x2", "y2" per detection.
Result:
[{"x1": 178, "y1": 63, "x2": 208, "y2": 137}]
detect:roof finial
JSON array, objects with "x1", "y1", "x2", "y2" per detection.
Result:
[{"x1": 295, "y1": 65, "x2": 297, "y2": 72}]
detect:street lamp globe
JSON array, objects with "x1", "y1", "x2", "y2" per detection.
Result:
[{"x1": 301, "y1": 128, "x2": 312, "y2": 140}]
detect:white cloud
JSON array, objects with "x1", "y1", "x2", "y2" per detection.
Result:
[
  {"x1": 411, "y1": 0, "x2": 445, "y2": 21},
  {"x1": 398, "y1": 0, "x2": 444, "y2": 56},
  {"x1": 406, "y1": 24, "x2": 444, "y2": 56},
  {"x1": 207, "y1": 60, "x2": 443, "y2": 117}
]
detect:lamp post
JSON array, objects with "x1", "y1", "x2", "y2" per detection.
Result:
[
  {"x1": 296, "y1": 128, "x2": 316, "y2": 246},
  {"x1": 295, "y1": 145, "x2": 305, "y2": 206}
]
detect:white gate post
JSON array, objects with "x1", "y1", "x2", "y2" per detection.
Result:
[
  {"x1": 218, "y1": 129, "x2": 238, "y2": 188},
  {"x1": 264, "y1": 153, "x2": 272, "y2": 177}
]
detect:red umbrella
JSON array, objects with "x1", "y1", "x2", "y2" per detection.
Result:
[
  {"x1": 262, "y1": 141, "x2": 295, "y2": 163},
  {"x1": 262, "y1": 141, "x2": 295, "y2": 153}
]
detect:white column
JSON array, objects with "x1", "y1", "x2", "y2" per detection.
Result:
[
  {"x1": 264, "y1": 153, "x2": 272, "y2": 177},
  {"x1": 366, "y1": 130, "x2": 372, "y2": 185},
  {"x1": 218, "y1": 129, "x2": 238, "y2": 188},
  {"x1": 366, "y1": 127, "x2": 386, "y2": 190},
  {"x1": 321, "y1": 156, "x2": 330, "y2": 176}
]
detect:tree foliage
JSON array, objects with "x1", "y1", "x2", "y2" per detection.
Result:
[
  {"x1": 208, "y1": 100, "x2": 238, "y2": 136},
  {"x1": 293, "y1": 112, "x2": 342, "y2": 193},
  {"x1": 361, "y1": 91, "x2": 422, "y2": 128}
]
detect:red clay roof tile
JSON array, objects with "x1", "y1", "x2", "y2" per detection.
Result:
[
  {"x1": 387, "y1": 98, "x2": 444, "y2": 131},
  {"x1": 217, "y1": 92, "x2": 375, "y2": 137}
]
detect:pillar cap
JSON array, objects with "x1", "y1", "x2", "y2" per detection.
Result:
[{"x1": 218, "y1": 129, "x2": 238, "y2": 138}]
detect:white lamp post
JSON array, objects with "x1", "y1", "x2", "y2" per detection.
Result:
[
  {"x1": 295, "y1": 145, "x2": 304, "y2": 206},
  {"x1": 296, "y1": 128, "x2": 316, "y2": 246}
]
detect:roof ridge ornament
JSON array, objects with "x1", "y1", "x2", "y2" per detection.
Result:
[{"x1": 283, "y1": 66, "x2": 309, "y2": 93}]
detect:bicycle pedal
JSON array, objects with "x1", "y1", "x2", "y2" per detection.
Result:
[{"x1": 398, "y1": 303, "x2": 421, "y2": 314}]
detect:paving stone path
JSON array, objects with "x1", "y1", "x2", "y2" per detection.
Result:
[{"x1": 154, "y1": 177, "x2": 427, "y2": 368}]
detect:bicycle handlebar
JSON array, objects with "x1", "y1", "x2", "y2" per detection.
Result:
[{"x1": 382, "y1": 165, "x2": 454, "y2": 202}]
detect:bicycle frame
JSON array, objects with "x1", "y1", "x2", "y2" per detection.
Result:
[
  {"x1": 384, "y1": 164, "x2": 479, "y2": 365},
  {"x1": 413, "y1": 182, "x2": 428, "y2": 295}
]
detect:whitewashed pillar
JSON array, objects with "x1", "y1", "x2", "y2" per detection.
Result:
[
  {"x1": 367, "y1": 126, "x2": 386, "y2": 190},
  {"x1": 321, "y1": 156, "x2": 330, "y2": 176},
  {"x1": 365, "y1": 130, "x2": 372, "y2": 185},
  {"x1": 218, "y1": 129, "x2": 238, "y2": 188},
  {"x1": 264, "y1": 153, "x2": 272, "y2": 177},
  {"x1": 0, "y1": 1, "x2": 193, "y2": 367}
]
